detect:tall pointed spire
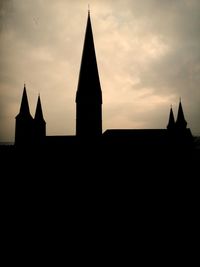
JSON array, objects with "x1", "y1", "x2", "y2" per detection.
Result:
[
  {"x1": 176, "y1": 99, "x2": 187, "y2": 129},
  {"x1": 19, "y1": 84, "x2": 31, "y2": 116},
  {"x1": 76, "y1": 11, "x2": 102, "y2": 103},
  {"x1": 76, "y1": 11, "x2": 102, "y2": 136},
  {"x1": 34, "y1": 95, "x2": 45, "y2": 122},
  {"x1": 167, "y1": 105, "x2": 175, "y2": 130}
]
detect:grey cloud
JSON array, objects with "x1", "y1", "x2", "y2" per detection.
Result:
[{"x1": 1, "y1": 0, "x2": 200, "y2": 142}]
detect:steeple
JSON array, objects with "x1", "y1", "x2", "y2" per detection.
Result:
[
  {"x1": 176, "y1": 99, "x2": 187, "y2": 129},
  {"x1": 34, "y1": 95, "x2": 45, "y2": 122},
  {"x1": 15, "y1": 84, "x2": 34, "y2": 145},
  {"x1": 76, "y1": 11, "x2": 102, "y2": 103},
  {"x1": 167, "y1": 105, "x2": 175, "y2": 130},
  {"x1": 76, "y1": 11, "x2": 102, "y2": 136},
  {"x1": 18, "y1": 84, "x2": 32, "y2": 117},
  {"x1": 34, "y1": 95, "x2": 46, "y2": 143}
]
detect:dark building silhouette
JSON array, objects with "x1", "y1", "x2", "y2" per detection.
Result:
[
  {"x1": 3, "y1": 12, "x2": 198, "y2": 240},
  {"x1": 15, "y1": 85, "x2": 45, "y2": 146},
  {"x1": 14, "y1": 11, "x2": 193, "y2": 150},
  {"x1": 76, "y1": 11, "x2": 102, "y2": 136}
]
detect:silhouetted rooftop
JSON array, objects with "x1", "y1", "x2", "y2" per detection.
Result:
[{"x1": 103, "y1": 129, "x2": 167, "y2": 137}]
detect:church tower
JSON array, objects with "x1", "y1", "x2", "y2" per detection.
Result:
[
  {"x1": 15, "y1": 84, "x2": 34, "y2": 145},
  {"x1": 76, "y1": 11, "x2": 102, "y2": 137},
  {"x1": 34, "y1": 95, "x2": 46, "y2": 144}
]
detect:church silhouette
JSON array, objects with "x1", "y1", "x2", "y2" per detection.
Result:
[
  {"x1": 15, "y1": 11, "x2": 193, "y2": 151},
  {"x1": 2, "y1": 11, "x2": 199, "y2": 218}
]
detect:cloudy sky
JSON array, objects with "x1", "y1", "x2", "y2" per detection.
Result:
[{"x1": 0, "y1": 0, "x2": 200, "y2": 142}]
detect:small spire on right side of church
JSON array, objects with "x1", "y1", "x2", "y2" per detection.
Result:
[
  {"x1": 167, "y1": 105, "x2": 175, "y2": 130},
  {"x1": 176, "y1": 98, "x2": 187, "y2": 129},
  {"x1": 34, "y1": 94, "x2": 45, "y2": 122}
]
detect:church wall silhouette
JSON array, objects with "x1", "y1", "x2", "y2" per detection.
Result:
[{"x1": 15, "y1": 11, "x2": 193, "y2": 149}]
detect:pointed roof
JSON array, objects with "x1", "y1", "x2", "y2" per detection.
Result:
[
  {"x1": 76, "y1": 11, "x2": 102, "y2": 103},
  {"x1": 176, "y1": 99, "x2": 187, "y2": 128},
  {"x1": 34, "y1": 95, "x2": 45, "y2": 123},
  {"x1": 167, "y1": 106, "x2": 175, "y2": 129},
  {"x1": 16, "y1": 84, "x2": 33, "y2": 119},
  {"x1": 20, "y1": 84, "x2": 30, "y2": 114}
]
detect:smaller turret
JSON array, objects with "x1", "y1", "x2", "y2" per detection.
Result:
[
  {"x1": 34, "y1": 95, "x2": 46, "y2": 144},
  {"x1": 167, "y1": 105, "x2": 175, "y2": 130},
  {"x1": 15, "y1": 84, "x2": 34, "y2": 145},
  {"x1": 176, "y1": 99, "x2": 187, "y2": 130}
]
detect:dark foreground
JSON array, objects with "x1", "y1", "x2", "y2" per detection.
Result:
[
  {"x1": 1, "y1": 141, "x2": 199, "y2": 263},
  {"x1": 1, "y1": 139, "x2": 199, "y2": 181},
  {"x1": 1, "y1": 141, "x2": 199, "y2": 217}
]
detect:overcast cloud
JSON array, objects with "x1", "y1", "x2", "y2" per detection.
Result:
[{"x1": 0, "y1": 0, "x2": 200, "y2": 142}]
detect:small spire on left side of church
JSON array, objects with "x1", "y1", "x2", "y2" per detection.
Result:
[{"x1": 19, "y1": 83, "x2": 31, "y2": 116}]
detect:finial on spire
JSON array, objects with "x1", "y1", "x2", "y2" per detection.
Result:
[
  {"x1": 170, "y1": 104, "x2": 172, "y2": 109},
  {"x1": 179, "y1": 97, "x2": 181, "y2": 103},
  {"x1": 24, "y1": 82, "x2": 26, "y2": 88},
  {"x1": 88, "y1": 4, "x2": 90, "y2": 15}
]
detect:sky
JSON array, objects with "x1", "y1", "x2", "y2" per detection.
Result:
[{"x1": 0, "y1": 0, "x2": 200, "y2": 142}]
